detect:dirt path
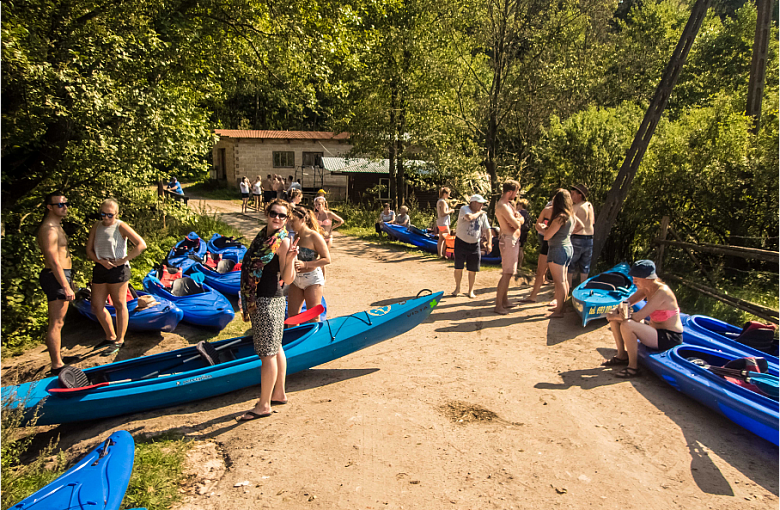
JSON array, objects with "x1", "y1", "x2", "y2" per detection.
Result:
[{"x1": 4, "y1": 195, "x2": 777, "y2": 510}]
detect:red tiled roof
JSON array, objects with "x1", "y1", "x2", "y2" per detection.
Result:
[{"x1": 215, "y1": 129, "x2": 350, "y2": 140}]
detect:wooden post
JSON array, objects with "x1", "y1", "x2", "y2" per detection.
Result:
[
  {"x1": 656, "y1": 216, "x2": 670, "y2": 274},
  {"x1": 669, "y1": 226, "x2": 716, "y2": 286}
]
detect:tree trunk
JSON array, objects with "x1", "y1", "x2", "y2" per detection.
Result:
[
  {"x1": 388, "y1": 85, "x2": 398, "y2": 209},
  {"x1": 396, "y1": 96, "x2": 407, "y2": 207}
]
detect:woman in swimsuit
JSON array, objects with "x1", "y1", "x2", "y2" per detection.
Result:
[
  {"x1": 313, "y1": 197, "x2": 344, "y2": 248},
  {"x1": 240, "y1": 176, "x2": 251, "y2": 213},
  {"x1": 287, "y1": 206, "x2": 331, "y2": 322},
  {"x1": 603, "y1": 259, "x2": 683, "y2": 378}
]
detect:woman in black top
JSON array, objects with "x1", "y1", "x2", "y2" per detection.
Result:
[{"x1": 237, "y1": 198, "x2": 298, "y2": 421}]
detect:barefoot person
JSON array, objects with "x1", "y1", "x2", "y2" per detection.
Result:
[
  {"x1": 287, "y1": 206, "x2": 331, "y2": 322},
  {"x1": 603, "y1": 260, "x2": 683, "y2": 378},
  {"x1": 237, "y1": 199, "x2": 298, "y2": 421},
  {"x1": 313, "y1": 196, "x2": 344, "y2": 248},
  {"x1": 494, "y1": 181, "x2": 524, "y2": 314},
  {"x1": 522, "y1": 199, "x2": 553, "y2": 303},
  {"x1": 515, "y1": 198, "x2": 531, "y2": 271},
  {"x1": 452, "y1": 195, "x2": 491, "y2": 298},
  {"x1": 436, "y1": 187, "x2": 453, "y2": 258},
  {"x1": 87, "y1": 199, "x2": 147, "y2": 356},
  {"x1": 567, "y1": 183, "x2": 595, "y2": 291},
  {"x1": 535, "y1": 189, "x2": 583, "y2": 318},
  {"x1": 37, "y1": 191, "x2": 77, "y2": 375}
]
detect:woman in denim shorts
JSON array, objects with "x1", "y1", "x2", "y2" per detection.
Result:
[{"x1": 536, "y1": 189, "x2": 583, "y2": 318}]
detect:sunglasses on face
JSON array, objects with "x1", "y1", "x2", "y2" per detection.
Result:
[
  {"x1": 268, "y1": 210, "x2": 288, "y2": 220},
  {"x1": 50, "y1": 202, "x2": 69, "y2": 208},
  {"x1": 99, "y1": 212, "x2": 115, "y2": 219}
]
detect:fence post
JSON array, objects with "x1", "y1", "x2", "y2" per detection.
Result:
[{"x1": 656, "y1": 216, "x2": 670, "y2": 274}]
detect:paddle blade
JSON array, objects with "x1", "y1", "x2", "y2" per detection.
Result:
[
  {"x1": 285, "y1": 304, "x2": 324, "y2": 325},
  {"x1": 748, "y1": 373, "x2": 779, "y2": 400},
  {"x1": 48, "y1": 383, "x2": 110, "y2": 395}
]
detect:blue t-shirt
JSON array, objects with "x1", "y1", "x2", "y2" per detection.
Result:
[{"x1": 168, "y1": 181, "x2": 183, "y2": 194}]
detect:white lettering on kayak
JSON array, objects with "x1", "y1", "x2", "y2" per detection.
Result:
[{"x1": 176, "y1": 374, "x2": 213, "y2": 386}]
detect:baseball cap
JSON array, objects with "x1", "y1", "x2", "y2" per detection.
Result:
[
  {"x1": 469, "y1": 194, "x2": 487, "y2": 204},
  {"x1": 628, "y1": 260, "x2": 658, "y2": 279}
]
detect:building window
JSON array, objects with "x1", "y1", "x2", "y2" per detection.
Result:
[
  {"x1": 378, "y1": 178, "x2": 390, "y2": 200},
  {"x1": 273, "y1": 151, "x2": 295, "y2": 168}
]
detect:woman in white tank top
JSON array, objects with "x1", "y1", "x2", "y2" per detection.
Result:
[{"x1": 86, "y1": 199, "x2": 147, "y2": 355}]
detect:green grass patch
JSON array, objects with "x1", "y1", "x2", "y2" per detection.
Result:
[
  {"x1": 120, "y1": 432, "x2": 192, "y2": 510},
  {"x1": 184, "y1": 179, "x2": 243, "y2": 202}
]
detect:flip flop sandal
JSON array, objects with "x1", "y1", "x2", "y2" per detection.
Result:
[
  {"x1": 100, "y1": 342, "x2": 124, "y2": 357},
  {"x1": 602, "y1": 356, "x2": 630, "y2": 367},
  {"x1": 615, "y1": 367, "x2": 642, "y2": 378},
  {"x1": 235, "y1": 410, "x2": 273, "y2": 422}
]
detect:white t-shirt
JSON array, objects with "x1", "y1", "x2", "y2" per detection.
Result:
[
  {"x1": 253, "y1": 181, "x2": 262, "y2": 194},
  {"x1": 455, "y1": 205, "x2": 490, "y2": 244},
  {"x1": 239, "y1": 181, "x2": 250, "y2": 194},
  {"x1": 436, "y1": 198, "x2": 451, "y2": 227}
]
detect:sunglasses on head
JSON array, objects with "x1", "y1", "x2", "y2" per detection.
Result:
[
  {"x1": 99, "y1": 212, "x2": 115, "y2": 219},
  {"x1": 268, "y1": 210, "x2": 288, "y2": 220},
  {"x1": 50, "y1": 202, "x2": 69, "y2": 208}
]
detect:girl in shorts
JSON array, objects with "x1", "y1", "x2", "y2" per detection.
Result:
[
  {"x1": 87, "y1": 199, "x2": 147, "y2": 355},
  {"x1": 287, "y1": 206, "x2": 331, "y2": 323},
  {"x1": 239, "y1": 176, "x2": 251, "y2": 213}
]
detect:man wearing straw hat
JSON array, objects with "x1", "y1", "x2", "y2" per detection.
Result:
[{"x1": 568, "y1": 183, "x2": 595, "y2": 291}]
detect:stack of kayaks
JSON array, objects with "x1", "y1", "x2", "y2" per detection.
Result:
[
  {"x1": 187, "y1": 258, "x2": 241, "y2": 295},
  {"x1": 3, "y1": 291, "x2": 442, "y2": 425},
  {"x1": 165, "y1": 232, "x2": 206, "y2": 271},
  {"x1": 72, "y1": 288, "x2": 184, "y2": 333},
  {"x1": 683, "y1": 314, "x2": 778, "y2": 357},
  {"x1": 380, "y1": 222, "x2": 413, "y2": 244},
  {"x1": 11, "y1": 430, "x2": 135, "y2": 510},
  {"x1": 638, "y1": 344, "x2": 779, "y2": 445},
  {"x1": 572, "y1": 263, "x2": 638, "y2": 327},
  {"x1": 207, "y1": 233, "x2": 247, "y2": 261},
  {"x1": 143, "y1": 269, "x2": 234, "y2": 330}
]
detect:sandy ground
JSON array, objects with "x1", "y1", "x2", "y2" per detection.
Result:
[{"x1": 3, "y1": 195, "x2": 777, "y2": 510}]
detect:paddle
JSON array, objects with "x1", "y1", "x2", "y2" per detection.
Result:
[
  {"x1": 707, "y1": 366, "x2": 779, "y2": 400},
  {"x1": 285, "y1": 304, "x2": 325, "y2": 325}
]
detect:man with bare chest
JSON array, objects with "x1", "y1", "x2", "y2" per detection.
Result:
[
  {"x1": 37, "y1": 191, "x2": 78, "y2": 374},
  {"x1": 568, "y1": 183, "x2": 595, "y2": 290},
  {"x1": 494, "y1": 180, "x2": 524, "y2": 314}
]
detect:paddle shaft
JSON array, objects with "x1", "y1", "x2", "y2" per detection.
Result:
[{"x1": 139, "y1": 337, "x2": 244, "y2": 380}]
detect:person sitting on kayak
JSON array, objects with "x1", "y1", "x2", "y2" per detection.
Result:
[
  {"x1": 393, "y1": 206, "x2": 410, "y2": 228},
  {"x1": 375, "y1": 203, "x2": 396, "y2": 237},
  {"x1": 603, "y1": 259, "x2": 683, "y2": 378},
  {"x1": 237, "y1": 198, "x2": 298, "y2": 421},
  {"x1": 287, "y1": 206, "x2": 331, "y2": 323}
]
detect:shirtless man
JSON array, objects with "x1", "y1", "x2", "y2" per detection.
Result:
[
  {"x1": 568, "y1": 183, "x2": 595, "y2": 290},
  {"x1": 262, "y1": 174, "x2": 274, "y2": 206},
  {"x1": 494, "y1": 181, "x2": 524, "y2": 314},
  {"x1": 37, "y1": 191, "x2": 78, "y2": 374}
]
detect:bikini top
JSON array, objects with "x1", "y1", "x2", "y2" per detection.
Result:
[
  {"x1": 649, "y1": 308, "x2": 679, "y2": 322},
  {"x1": 298, "y1": 246, "x2": 319, "y2": 262},
  {"x1": 318, "y1": 216, "x2": 332, "y2": 228}
]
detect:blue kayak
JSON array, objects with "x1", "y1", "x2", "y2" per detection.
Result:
[
  {"x1": 187, "y1": 262, "x2": 241, "y2": 296},
  {"x1": 638, "y1": 344, "x2": 779, "y2": 445},
  {"x1": 207, "y1": 233, "x2": 247, "y2": 262},
  {"x1": 407, "y1": 227, "x2": 438, "y2": 253},
  {"x1": 72, "y1": 289, "x2": 183, "y2": 333},
  {"x1": 143, "y1": 270, "x2": 235, "y2": 330},
  {"x1": 166, "y1": 232, "x2": 207, "y2": 271},
  {"x1": 12, "y1": 430, "x2": 135, "y2": 510},
  {"x1": 380, "y1": 222, "x2": 413, "y2": 244},
  {"x1": 572, "y1": 263, "x2": 638, "y2": 327},
  {"x1": 683, "y1": 314, "x2": 780, "y2": 361},
  {"x1": 285, "y1": 296, "x2": 328, "y2": 322},
  {"x1": 3, "y1": 291, "x2": 442, "y2": 425}
]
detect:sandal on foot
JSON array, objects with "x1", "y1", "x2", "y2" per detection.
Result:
[
  {"x1": 235, "y1": 410, "x2": 272, "y2": 422},
  {"x1": 615, "y1": 367, "x2": 642, "y2": 378},
  {"x1": 271, "y1": 400, "x2": 288, "y2": 406},
  {"x1": 602, "y1": 356, "x2": 629, "y2": 367},
  {"x1": 100, "y1": 342, "x2": 124, "y2": 357}
]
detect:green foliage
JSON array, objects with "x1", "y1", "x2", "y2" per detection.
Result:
[
  {"x1": 120, "y1": 433, "x2": 192, "y2": 510},
  {"x1": 1, "y1": 395, "x2": 65, "y2": 510}
]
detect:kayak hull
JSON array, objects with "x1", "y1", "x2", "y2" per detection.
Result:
[
  {"x1": 206, "y1": 233, "x2": 247, "y2": 261},
  {"x1": 11, "y1": 430, "x2": 135, "y2": 510},
  {"x1": 4, "y1": 292, "x2": 443, "y2": 426},
  {"x1": 72, "y1": 291, "x2": 183, "y2": 332},
  {"x1": 166, "y1": 234, "x2": 207, "y2": 272},
  {"x1": 638, "y1": 344, "x2": 779, "y2": 445},
  {"x1": 187, "y1": 263, "x2": 241, "y2": 296},
  {"x1": 380, "y1": 222, "x2": 413, "y2": 244},
  {"x1": 572, "y1": 263, "x2": 637, "y2": 327},
  {"x1": 143, "y1": 271, "x2": 235, "y2": 330},
  {"x1": 683, "y1": 314, "x2": 780, "y2": 365}
]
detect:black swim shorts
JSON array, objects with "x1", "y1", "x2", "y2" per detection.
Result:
[
  {"x1": 263, "y1": 190, "x2": 275, "y2": 203},
  {"x1": 656, "y1": 329, "x2": 683, "y2": 351},
  {"x1": 454, "y1": 237, "x2": 481, "y2": 272},
  {"x1": 92, "y1": 263, "x2": 131, "y2": 285},
  {"x1": 538, "y1": 234, "x2": 549, "y2": 256},
  {"x1": 39, "y1": 268, "x2": 73, "y2": 302}
]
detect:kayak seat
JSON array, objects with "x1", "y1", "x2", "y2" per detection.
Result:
[
  {"x1": 216, "y1": 259, "x2": 236, "y2": 274},
  {"x1": 58, "y1": 366, "x2": 90, "y2": 388},
  {"x1": 204, "y1": 253, "x2": 220, "y2": 269},
  {"x1": 232, "y1": 262, "x2": 242, "y2": 272},
  {"x1": 195, "y1": 341, "x2": 221, "y2": 366},
  {"x1": 583, "y1": 281, "x2": 616, "y2": 292},
  {"x1": 586, "y1": 272, "x2": 632, "y2": 290},
  {"x1": 171, "y1": 277, "x2": 206, "y2": 297},
  {"x1": 212, "y1": 236, "x2": 243, "y2": 249},
  {"x1": 171, "y1": 238, "x2": 200, "y2": 257},
  {"x1": 735, "y1": 321, "x2": 777, "y2": 353},
  {"x1": 159, "y1": 266, "x2": 183, "y2": 288}
]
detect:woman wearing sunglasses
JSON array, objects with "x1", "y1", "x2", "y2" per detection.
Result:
[
  {"x1": 86, "y1": 199, "x2": 147, "y2": 356},
  {"x1": 237, "y1": 198, "x2": 299, "y2": 421}
]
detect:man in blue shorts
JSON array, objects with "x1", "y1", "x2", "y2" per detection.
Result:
[
  {"x1": 568, "y1": 183, "x2": 595, "y2": 291},
  {"x1": 452, "y1": 195, "x2": 491, "y2": 298}
]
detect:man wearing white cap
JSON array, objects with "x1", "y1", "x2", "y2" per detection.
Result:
[{"x1": 453, "y1": 194, "x2": 491, "y2": 298}]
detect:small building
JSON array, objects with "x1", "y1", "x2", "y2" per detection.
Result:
[
  {"x1": 323, "y1": 157, "x2": 437, "y2": 206},
  {"x1": 212, "y1": 130, "x2": 352, "y2": 200}
]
